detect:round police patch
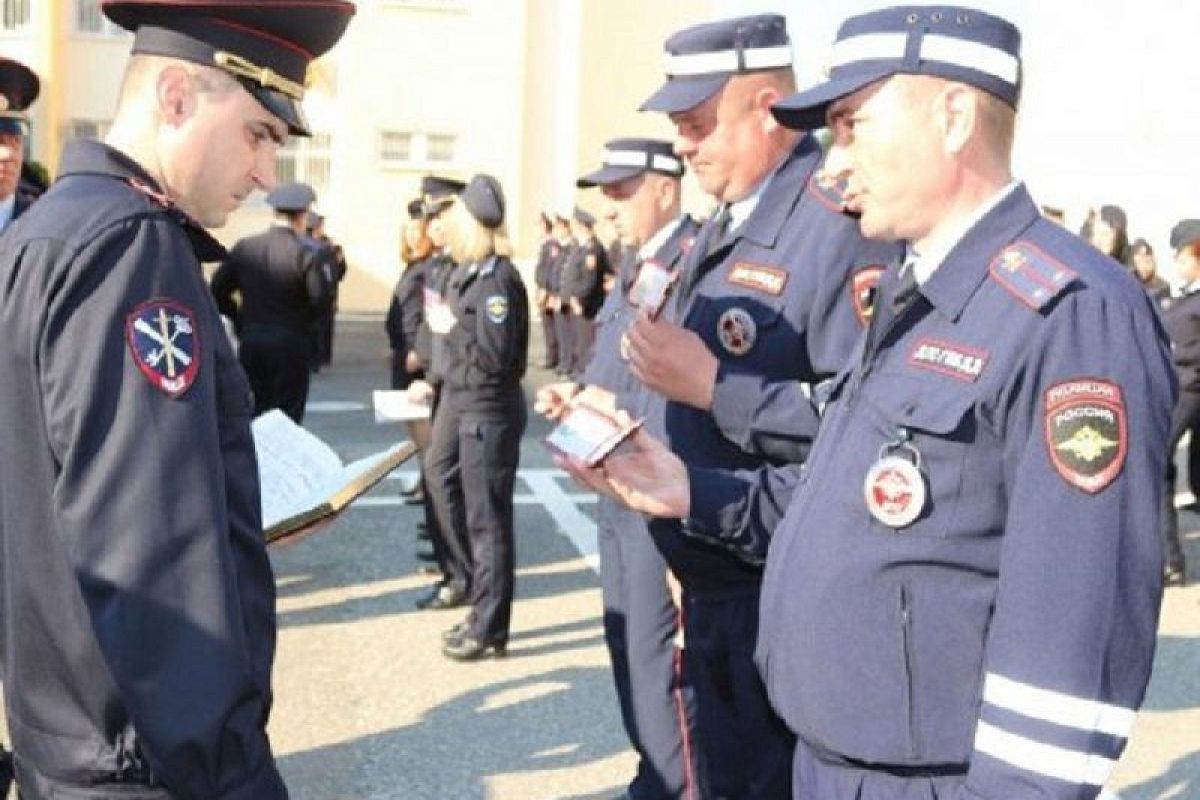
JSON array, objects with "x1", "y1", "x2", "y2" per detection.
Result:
[
  {"x1": 1044, "y1": 379, "x2": 1126, "y2": 494},
  {"x1": 863, "y1": 454, "x2": 927, "y2": 528},
  {"x1": 717, "y1": 307, "x2": 756, "y2": 356},
  {"x1": 125, "y1": 299, "x2": 199, "y2": 398},
  {"x1": 485, "y1": 295, "x2": 509, "y2": 324}
]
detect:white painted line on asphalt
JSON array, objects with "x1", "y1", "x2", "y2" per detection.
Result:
[
  {"x1": 519, "y1": 469, "x2": 600, "y2": 571},
  {"x1": 1175, "y1": 490, "x2": 1196, "y2": 509}
]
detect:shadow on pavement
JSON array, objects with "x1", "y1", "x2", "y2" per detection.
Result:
[
  {"x1": 1120, "y1": 749, "x2": 1200, "y2": 800},
  {"x1": 277, "y1": 666, "x2": 630, "y2": 800},
  {"x1": 1139, "y1": 635, "x2": 1200, "y2": 714}
]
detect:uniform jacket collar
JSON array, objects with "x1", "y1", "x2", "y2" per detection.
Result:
[
  {"x1": 919, "y1": 183, "x2": 1042, "y2": 322},
  {"x1": 736, "y1": 132, "x2": 823, "y2": 251},
  {"x1": 57, "y1": 139, "x2": 227, "y2": 262}
]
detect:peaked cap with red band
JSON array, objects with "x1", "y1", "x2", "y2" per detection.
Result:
[{"x1": 102, "y1": 0, "x2": 356, "y2": 136}]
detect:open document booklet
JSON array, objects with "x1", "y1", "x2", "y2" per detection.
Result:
[{"x1": 252, "y1": 410, "x2": 419, "y2": 543}]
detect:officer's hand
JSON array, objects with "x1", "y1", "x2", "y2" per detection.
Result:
[
  {"x1": 569, "y1": 297, "x2": 584, "y2": 316},
  {"x1": 406, "y1": 379, "x2": 435, "y2": 405},
  {"x1": 405, "y1": 350, "x2": 424, "y2": 374},
  {"x1": 627, "y1": 312, "x2": 719, "y2": 411},
  {"x1": 535, "y1": 288, "x2": 547, "y2": 306},
  {"x1": 534, "y1": 382, "x2": 581, "y2": 420},
  {"x1": 602, "y1": 429, "x2": 691, "y2": 518},
  {"x1": 426, "y1": 300, "x2": 457, "y2": 334}
]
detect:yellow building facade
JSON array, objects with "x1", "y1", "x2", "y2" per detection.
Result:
[{"x1": 3, "y1": 0, "x2": 713, "y2": 312}]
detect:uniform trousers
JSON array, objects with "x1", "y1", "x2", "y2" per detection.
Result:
[
  {"x1": 685, "y1": 588, "x2": 793, "y2": 800},
  {"x1": 458, "y1": 398, "x2": 526, "y2": 642},
  {"x1": 792, "y1": 738, "x2": 966, "y2": 800},
  {"x1": 1161, "y1": 390, "x2": 1199, "y2": 574},
  {"x1": 555, "y1": 305, "x2": 576, "y2": 375},
  {"x1": 597, "y1": 500, "x2": 695, "y2": 800},
  {"x1": 425, "y1": 388, "x2": 473, "y2": 594},
  {"x1": 540, "y1": 307, "x2": 559, "y2": 369},
  {"x1": 239, "y1": 323, "x2": 311, "y2": 423},
  {"x1": 571, "y1": 314, "x2": 595, "y2": 380}
]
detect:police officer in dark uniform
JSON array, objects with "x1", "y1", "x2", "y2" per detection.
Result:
[
  {"x1": 559, "y1": 207, "x2": 608, "y2": 377},
  {"x1": 305, "y1": 209, "x2": 347, "y2": 370},
  {"x1": 211, "y1": 180, "x2": 329, "y2": 422},
  {"x1": 0, "y1": 52, "x2": 42, "y2": 800},
  {"x1": 544, "y1": 137, "x2": 701, "y2": 800},
  {"x1": 1161, "y1": 218, "x2": 1200, "y2": 587},
  {"x1": 586, "y1": 14, "x2": 899, "y2": 799},
  {"x1": 533, "y1": 211, "x2": 562, "y2": 369},
  {"x1": 387, "y1": 198, "x2": 432, "y2": 391},
  {"x1": 0, "y1": 1, "x2": 354, "y2": 797},
  {"x1": 550, "y1": 213, "x2": 579, "y2": 376},
  {"x1": 750, "y1": 9, "x2": 1171, "y2": 798},
  {"x1": 410, "y1": 175, "x2": 478, "y2": 610},
  {"x1": 435, "y1": 174, "x2": 530, "y2": 661},
  {"x1": 0, "y1": 57, "x2": 41, "y2": 235}
]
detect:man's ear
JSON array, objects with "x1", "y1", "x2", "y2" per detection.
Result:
[
  {"x1": 756, "y1": 85, "x2": 785, "y2": 134},
  {"x1": 156, "y1": 65, "x2": 197, "y2": 126},
  {"x1": 939, "y1": 83, "x2": 978, "y2": 157}
]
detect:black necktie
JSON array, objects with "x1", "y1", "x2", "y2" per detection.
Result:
[
  {"x1": 704, "y1": 204, "x2": 732, "y2": 262},
  {"x1": 862, "y1": 259, "x2": 920, "y2": 364}
]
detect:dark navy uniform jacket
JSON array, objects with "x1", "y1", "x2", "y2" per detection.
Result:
[
  {"x1": 642, "y1": 134, "x2": 899, "y2": 588},
  {"x1": 386, "y1": 256, "x2": 434, "y2": 359},
  {"x1": 440, "y1": 255, "x2": 529, "y2": 417},
  {"x1": 756, "y1": 185, "x2": 1173, "y2": 799},
  {"x1": 582, "y1": 215, "x2": 698, "y2": 399},
  {"x1": 559, "y1": 236, "x2": 608, "y2": 316},
  {"x1": 534, "y1": 238, "x2": 560, "y2": 292},
  {"x1": 1164, "y1": 287, "x2": 1200, "y2": 393},
  {"x1": 211, "y1": 223, "x2": 327, "y2": 337},
  {"x1": 0, "y1": 140, "x2": 285, "y2": 797}
]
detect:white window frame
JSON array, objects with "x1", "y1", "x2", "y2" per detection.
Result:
[
  {"x1": 275, "y1": 132, "x2": 333, "y2": 197},
  {"x1": 0, "y1": 0, "x2": 32, "y2": 34},
  {"x1": 378, "y1": 130, "x2": 458, "y2": 171},
  {"x1": 73, "y1": 0, "x2": 126, "y2": 38}
]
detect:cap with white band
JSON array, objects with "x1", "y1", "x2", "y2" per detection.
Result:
[
  {"x1": 641, "y1": 13, "x2": 793, "y2": 115},
  {"x1": 773, "y1": 5, "x2": 1022, "y2": 132},
  {"x1": 577, "y1": 138, "x2": 684, "y2": 189}
]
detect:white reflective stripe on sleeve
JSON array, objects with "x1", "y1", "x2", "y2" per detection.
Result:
[
  {"x1": 828, "y1": 31, "x2": 1018, "y2": 85},
  {"x1": 975, "y1": 721, "x2": 1117, "y2": 786},
  {"x1": 605, "y1": 150, "x2": 651, "y2": 168},
  {"x1": 983, "y1": 673, "x2": 1136, "y2": 738},
  {"x1": 664, "y1": 45, "x2": 792, "y2": 77}
]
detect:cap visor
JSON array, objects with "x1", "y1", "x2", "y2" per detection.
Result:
[
  {"x1": 771, "y1": 67, "x2": 894, "y2": 130},
  {"x1": 248, "y1": 84, "x2": 309, "y2": 137},
  {"x1": 640, "y1": 73, "x2": 728, "y2": 114},
  {"x1": 576, "y1": 164, "x2": 643, "y2": 188}
]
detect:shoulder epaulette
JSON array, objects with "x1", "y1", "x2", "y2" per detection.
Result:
[
  {"x1": 987, "y1": 241, "x2": 1078, "y2": 311},
  {"x1": 806, "y1": 173, "x2": 848, "y2": 213}
]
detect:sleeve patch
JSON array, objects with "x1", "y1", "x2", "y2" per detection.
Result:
[
  {"x1": 989, "y1": 241, "x2": 1078, "y2": 311},
  {"x1": 125, "y1": 300, "x2": 200, "y2": 398},
  {"x1": 485, "y1": 295, "x2": 509, "y2": 324},
  {"x1": 1043, "y1": 378, "x2": 1126, "y2": 493}
]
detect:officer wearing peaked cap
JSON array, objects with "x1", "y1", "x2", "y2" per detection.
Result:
[
  {"x1": 211, "y1": 180, "x2": 330, "y2": 423},
  {"x1": 752, "y1": 7, "x2": 1172, "y2": 798},
  {"x1": 539, "y1": 136, "x2": 700, "y2": 800},
  {"x1": 557, "y1": 12, "x2": 901, "y2": 800},
  {"x1": 557, "y1": 206, "x2": 608, "y2": 377},
  {"x1": 0, "y1": 1, "x2": 354, "y2": 797},
  {"x1": 0, "y1": 57, "x2": 41, "y2": 234}
]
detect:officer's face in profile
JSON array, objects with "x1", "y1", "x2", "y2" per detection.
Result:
[
  {"x1": 602, "y1": 173, "x2": 670, "y2": 247},
  {"x1": 1132, "y1": 248, "x2": 1157, "y2": 282},
  {"x1": 1175, "y1": 245, "x2": 1200, "y2": 286},
  {"x1": 158, "y1": 66, "x2": 286, "y2": 228},
  {"x1": 0, "y1": 131, "x2": 23, "y2": 202},
  {"x1": 825, "y1": 75, "x2": 951, "y2": 243},
  {"x1": 427, "y1": 210, "x2": 449, "y2": 248},
  {"x1": 669, "y1": 75, "x2": 780, "y2": 204}
]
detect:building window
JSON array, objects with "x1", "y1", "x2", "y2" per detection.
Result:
[
  {"x1": 379, "y1": 130, "x2": 457, "y2": 169},
  {"x1": 0, "y1": 0, "x2": 31, "y2": 31},
  {"x1": 276, "y1": 132, "x2": 332, "y2": 196},
  {"x1": 62, "y1": 119, "x2": 111, "y2": 143},
  {"x1": 74, "y1": 0, "x2": 124, "y2": 36}
]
